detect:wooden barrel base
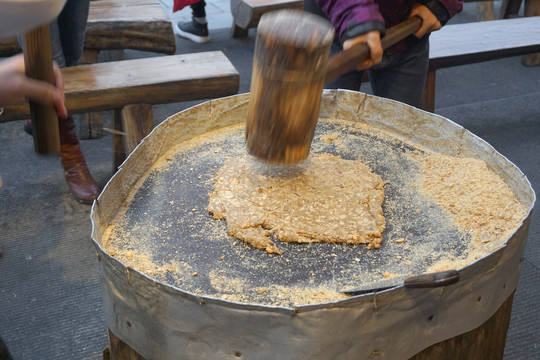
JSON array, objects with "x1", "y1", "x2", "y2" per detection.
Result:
[{"x1": 104, "y1": 291, "x2": 515, "y2": 360}]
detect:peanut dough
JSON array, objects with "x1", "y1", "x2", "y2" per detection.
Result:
[{"x1": 208, "y1": 153, "x2": 386, "y2": 254}]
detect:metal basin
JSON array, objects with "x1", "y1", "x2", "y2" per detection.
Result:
[{"x1": 91, "y1": 90, "x2": 535, "y2": 359}]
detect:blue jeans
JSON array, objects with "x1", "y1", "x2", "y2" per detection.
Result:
[
  {"x1": 326, "y1": 34, "x2": 430, "y2": 109},
  {"x1": 50, "y1": 0, "x2": 90, "y2": 67}
]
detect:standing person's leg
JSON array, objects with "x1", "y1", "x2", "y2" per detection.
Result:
[
  {"x1": 57, "y1": 114, "x2": 100, "y2": 204},
  {"x1": 56, "y1": 0, "x2": 100, "y2": 203},
  {"x1": 325, "y1": 39, "x2": 365, "y2": 91},
  {"x1": 49, "y1": 19, "x2": 66, "y2": 67},
  {"x1": 53, "y1": 0, "x2": 100, "y2": 203},
  {"x1": 175, "y1": 0, "x2": 210, "y2": 44},
  {"x1": 56, "y1": 0, "x2": 90, "y2": 66},
  {"x1": 368, "y1": 35, "x2": 430, "y2": 108},
  {"x1": 191, "y1": 0, "x2": 207, "y2": 20}
]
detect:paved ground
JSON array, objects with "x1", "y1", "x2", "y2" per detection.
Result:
[{"x1": 0, "y1": 1, "x2": 539, "y2": 359}]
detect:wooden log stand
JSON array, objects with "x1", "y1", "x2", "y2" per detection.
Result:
[{"x1": 102, "y1": 291, "x2": 516, "y2": 359}]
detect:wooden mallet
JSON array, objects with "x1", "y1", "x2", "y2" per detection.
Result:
[
  {"x1": 245, "y1": 10, "x2": 422, "y2": 164},
  {"x1": 22, "y1": 24, "x2": 61, "y2": 155}
]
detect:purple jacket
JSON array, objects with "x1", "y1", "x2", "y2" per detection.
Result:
[{"x1": 315, "y1": 0, "x2": 463, "y2": 43}]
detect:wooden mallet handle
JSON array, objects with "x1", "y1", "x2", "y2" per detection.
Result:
[
  {"x1": 325, "y1": 16, "x2": 423, "y2": 83},
  {"x1": 22, "y1": 24, "x2": 61, "y2": 154}
]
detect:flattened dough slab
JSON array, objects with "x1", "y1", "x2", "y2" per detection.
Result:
[{"x1": 208, "y1": 153, "x2": 386, "y2": 254}]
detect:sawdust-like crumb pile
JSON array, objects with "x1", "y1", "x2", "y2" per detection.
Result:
[
  {"x1": 208, "y1": 153, "x2": 386, "y2": 254},
  {"x1": 418, "y1": 153, "x2": 527, "y2": 254}
]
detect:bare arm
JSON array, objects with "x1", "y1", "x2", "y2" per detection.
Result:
[{"x1": 0, "y1": 54, "x2": 67, "y2": 118}]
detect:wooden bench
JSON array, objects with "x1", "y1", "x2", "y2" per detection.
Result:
[
  {"x1": 1, "y1": 51, "x2": 239, "y2": 169},
  {"x1": 0, "y1": 0, "x2": 177, "y2": 140},
  {"x1": 0, "y1": 0, "x2": 175, "y2": 58},
  {"x1": 83, "y1": 0, "x2": 175, "y2": 62},
  {"x1": 423, "y1": 16, "x2": 540, "y2": 112},
  {"x1": 230, "y1": 0, "x2": 302, "y2": 37}
]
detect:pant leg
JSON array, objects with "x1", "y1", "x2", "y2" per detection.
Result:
[
  {"x1": 56, "y1": 0, "x2": 90, "y2": 67},
  {"x1": 325, "y1": 39, "x2": 365, "y2": 91},
  {"x1": 49, "y1": 19, "x2": 65, "y2": 67},
  {"x1": 191, "y1": 0, "x2": 207, "y2": 18},
  {"x1": 368, "y1": 35, "x2": 430, "y2": 108}
]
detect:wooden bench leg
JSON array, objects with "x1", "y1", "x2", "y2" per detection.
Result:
[
  {"x1": 423, "y1": 69, "x2": 436, "y2": 113},
  {"x1": 108, "y1": 328, "x2": 146, "y2": 360},
  {"x1": 79, "y1": 49, "x2": 104, "y2": 140},
  {"x1": 79, "y1": 50, "x2": 125, "y2": 140},
  {"x1": 232, "y1": 24, "x2": 250, "y2": 38},
  {"x1": 476, "y1": 1, "x2": 495, "y2": 21},
  {"x1": 522, "y1": 0, "x2": 540, "y2": 66},
  {"x1": 230, "y1": 0, "x2": 250, "y2": 38},
  {"x1": 113, "y1": 104, "x2": 154, "y2": 171},
  {"x1": 77, "y1": 112, "x2": 103, "y2": 140},
  {"x1": 499, "y1": 0, "x2": 523, "y2": 19}
]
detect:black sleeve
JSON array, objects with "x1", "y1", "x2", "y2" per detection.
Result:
[{"x1": 417, "y1": 0, "x2": 451, "y2": 26}]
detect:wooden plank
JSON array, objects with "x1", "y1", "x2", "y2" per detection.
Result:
[
  {"x1": 428, "y1": 16, "x2": 540, "y2": 70},
  {"x1": 1, "y1": 51, "x2": 240, "y2": 122},
  {"x1": 230, "y1": 0, "x2": 302, "y2": 35},
  {"x1": 86, "y1": 4, "x2": 175, "y2": 54}
]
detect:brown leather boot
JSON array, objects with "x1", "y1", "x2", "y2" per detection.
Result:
[{"x1": 58, "y1": 116, "x2": 101, "y2": 204}]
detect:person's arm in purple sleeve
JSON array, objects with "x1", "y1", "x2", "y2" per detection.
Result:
[
  {"x1": 315, "y1": 0, "x2": 386, "y2": 41},
  {"x1": 409, "y1": 0, "x2": 462, "y2": 38},
  {"x1": 418, "y1": 0, "x2": 463, "y2": 26},
  {"x1": 315, "y1": 0, "x2": 385, "y2": 70}
]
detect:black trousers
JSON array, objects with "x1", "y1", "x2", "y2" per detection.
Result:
[{"x1": 191, "y1": 0, "x2": 206, "y2": 18}]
